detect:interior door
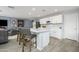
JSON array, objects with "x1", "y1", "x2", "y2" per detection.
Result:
[{"x1": 64, "y1": 13, "x2": 78, "y2": 41}]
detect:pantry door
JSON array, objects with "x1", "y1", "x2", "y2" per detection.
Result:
[{"x1": 64, "y1": 12, "x2": 78, "y2": 41}]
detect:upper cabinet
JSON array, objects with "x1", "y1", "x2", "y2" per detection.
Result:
[
  {"x1": 50, "y1": 15, "x2": 63, "y2": 23},
  {"x1": 40, "y1": 18, "x2": 49, "y2": 24},
  {"x1": 40, "y1": 15, "x2": 63, "y2": 24}
]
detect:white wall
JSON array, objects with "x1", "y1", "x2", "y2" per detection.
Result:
[{"x1": 63, "y1": 12, "x2": 79, "y2": 41}]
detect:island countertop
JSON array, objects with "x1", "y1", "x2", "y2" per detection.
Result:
[{"x1": 30, "y1": 28, "x2": 49, "y2": 33}]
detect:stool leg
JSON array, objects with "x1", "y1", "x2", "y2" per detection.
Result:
[
  {"x1": 19, "y1": 39, "x2": 21, "y2": 45},
  {"x1": 29, "y1": 47, "x2": 31, "y2": 52},
  {"x1": 22, "y1": 43, "x2": 24, "y2": 52},
  {"x1": 35, "y1": 37, "x2": 37, "y2": 48},
  {"x1": 17, "y1": 35, "x2": 19, "y2": 42},
  {"x1": 29, "y1": 41, "x2": 32, "y2": 52}
]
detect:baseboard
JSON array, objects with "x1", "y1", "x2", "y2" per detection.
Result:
[{"x1": 63, "y1": 37, "x2": 79, "y2": 42}]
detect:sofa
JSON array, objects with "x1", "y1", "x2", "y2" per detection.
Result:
[{"x1": 0, "y1": 30, "x2": 8, "y2": 44}]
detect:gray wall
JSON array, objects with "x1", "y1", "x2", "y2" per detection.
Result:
[
  {"x1": 24, "y1": 19, "x2": 33, "y2": 28},
  {"x1": 0, "y1": 16, "x2": 33, "y2": 29},
  {"x1": 0, "y1": 16, "x2": 17, "y2": 30}
]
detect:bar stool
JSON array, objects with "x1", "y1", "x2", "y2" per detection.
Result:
[
  {"x1": 17, "y1": 29, "x2": 37, "y2": 52},
  {"x1": 21, "y1": 33, "x2": 37, "y2": 52}
]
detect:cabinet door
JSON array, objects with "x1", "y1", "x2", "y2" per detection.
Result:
[
  {"x1": 54, "y1": 27, "x2": 63, "y2": 39},
  {"x1": 50, "y1": 15, "x2": 63, "y2": 23},
  {"x1": 47, "y1": 24, "x2": 52, "y2": 36},
  {"x1": 47, "y1": 24, "x2": 63, "y2": 39},
  {"x1": 40, "y1": 18, "x2": 49, "y2": 24}
]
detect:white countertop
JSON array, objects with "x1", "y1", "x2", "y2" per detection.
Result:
[{"x1": 30, "y1": 28, "x2": 49, "y2": 33}]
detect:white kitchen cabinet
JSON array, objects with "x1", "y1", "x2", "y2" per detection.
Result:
[
  {"x1": 40, "y1": 15, "x2": 63, "y2": 24},
  {"x1": 40, "y1": 18, "x2": 49, "y2": 24},
  {"x1": 40, "y1": 14, "x2": 63, "y2": 39},
  {"x1": 50, "y1": 15, "x2": 63, "y2": 23},
  {"x1": 47, "y1": 24, "x2": 63, "y2": 39}
]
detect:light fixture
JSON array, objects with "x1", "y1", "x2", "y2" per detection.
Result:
[
  {"x1": 0, "y1": 10, "x2": 2, "y2": 12},
  {"x1": 37, "y1": 15, "x2": 41, "y2": 17},
  {"x1": 54, "y1": 9, "x2": 58, "y2": 12},
  {"x1": 32, "y1": 8, "x2": 36, "y2": 11},
  {"x1": 42, "y1": 9, "x2": 46, "y2": 12},
  {"x1": 28, "y1": 12, "x2": 31, "y2": 15}
]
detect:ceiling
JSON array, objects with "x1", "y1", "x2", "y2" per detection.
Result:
[{"x1": 0, "y1": 6, "x2": 79, "y2": 19}]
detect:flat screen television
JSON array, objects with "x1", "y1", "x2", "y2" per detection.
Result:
[{"x1": 0, "y1": 20, "x2": 7, "y2": 26}]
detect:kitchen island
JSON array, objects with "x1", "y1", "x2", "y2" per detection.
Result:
[{"x1": 30, "y1": 28, "x2": 49, "y2": 50}]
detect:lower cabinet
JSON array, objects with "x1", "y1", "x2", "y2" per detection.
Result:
[{"x1": 47, "y1": 24, "x2": 63, "y2": 39}]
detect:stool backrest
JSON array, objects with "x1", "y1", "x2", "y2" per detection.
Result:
[{"x1": 19, "y1": 28, "x2": 31, "y2": 36}]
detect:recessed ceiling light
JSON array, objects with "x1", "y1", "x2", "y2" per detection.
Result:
[
  {"x1": 28, "y1": 12, "x2": 31, "y2": 15},
  {"x1": 0, "y1": 10, "x2": 2, "y2": 12},
  {"x1": 42, "y1": 9, "x2": 46, "y2": 12},
  {"x1": 37, "y1": 15, "x2": 40, "y2": 17},
  {"x1": 54, "y1": 9, "x2": 58, "y2": 12},
  {"x1": 32, "y1": 8, "x2": 36, "y2": 11}
]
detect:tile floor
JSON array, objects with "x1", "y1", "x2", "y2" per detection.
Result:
[{"x1": 0, "y1": 36, "x2": 79, "y2": 52}]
